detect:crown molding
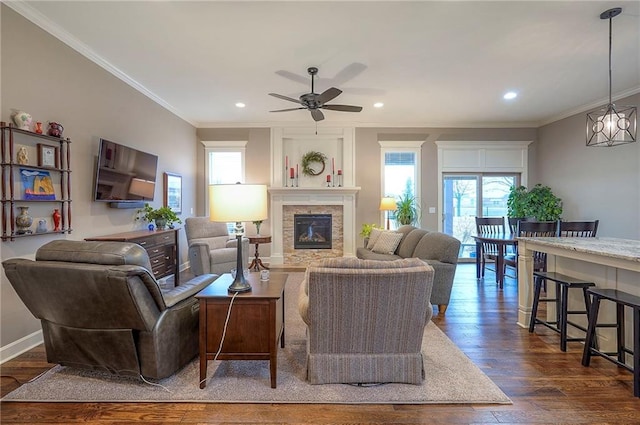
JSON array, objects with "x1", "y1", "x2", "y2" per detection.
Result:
[{"x1": 4, "y1": 0, "x2": 197, "y2": 127}]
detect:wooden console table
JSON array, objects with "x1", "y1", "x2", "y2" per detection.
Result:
[
  {"x1": 85, "y1": 228, "x2": 179, "y2": 285},
  {"x1": 196, "y1": 272, "x2": 286, "y2": 388}
]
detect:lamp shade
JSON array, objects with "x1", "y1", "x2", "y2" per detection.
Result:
[
  {"x1": 209, "y1": 184, "x2": 268, "y2": 223},
  {"x1": 379, "y1": 197, "x2": 397, "y2": 211},
  {"x1": 129, "y1": 178, "x2": 155, "y2": 199}
]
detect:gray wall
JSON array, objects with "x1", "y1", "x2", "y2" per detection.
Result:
[
  {"x1": 1, "y1": 7, "x2": 198, "y2": 349},
  {"x1": 536, "y1": 93, "x2": 640, "y2": 239}
]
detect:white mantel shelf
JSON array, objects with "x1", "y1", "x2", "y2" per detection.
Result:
[{"x1": 269, "y1": 187, "x2": 361, "y2": 195}]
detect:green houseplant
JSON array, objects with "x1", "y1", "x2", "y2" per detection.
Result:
[
  {"x1": 359, "y1": 223, "x2": 381, "y2": 246},
  {"x1": 525, "y1": 184, "x2": 562, "y2": 221},
  {"x1": 507, "y1": 185, "x2": 529, "y2": 219},
  {"x1": 395, "y1": 193, "x2": 419, "y2": 226},
  {"x1": 507, "y1": 184, "x2": 562, "y2": 221},
  {"x1": 136, "y1": 203, "x2": 182, "y2": 230}
]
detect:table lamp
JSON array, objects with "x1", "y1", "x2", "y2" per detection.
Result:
[
  {"x1": 379, "y1": 197, "x2": 397, "y2": 230},
  {"x1": 209, "y1": 183, "x2": 268, "y2": 293}
]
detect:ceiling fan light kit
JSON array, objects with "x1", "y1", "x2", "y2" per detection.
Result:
[
  {"x1": 586, "y1": 7, "x2": 637, "y2": 147},
  {"x1": 269, "y1": 67, "x2": 363, "y2": 122}
]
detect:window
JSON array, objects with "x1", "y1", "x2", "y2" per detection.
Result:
[
  {"x1": 379, "y1": 141, "x2": 423, "y2": 229},
  {"x1": 202, "y1": 141, "x2": 247, "y2": 231},
  {"x1": 442, "y1": 173, "x2": 519, "y2": 259}
]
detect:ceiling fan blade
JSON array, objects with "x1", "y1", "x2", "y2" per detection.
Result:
[
  {"x1": 322, "y1": 104, "x2": 363, "y2": 112},
  {"x1": 331, "y1": 62, "x2": 367, "y2": 86},
  {"x1": 317, "y1": 87, "x2": 342, "y2": 104},
  {"x1": 310, "y1": 109, "x2": 325, "y2": 122},
  {"x1": 275, "y1": 70, "x2": 309, "y2": 85},
  {"x1": 270, "y1": 107, "x2": 306, "y2": 112},
  {"x1": 269, "y1": 93, "x2": 302, "y2": 104}
]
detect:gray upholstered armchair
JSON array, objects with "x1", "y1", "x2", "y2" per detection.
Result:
[
  {"x1": 298, "y1": 257, "x2": 434, "y2": 385},
  {"x1": 185, "y1": 217, "x2": 250, "y2": 276},
  {"x1": 2, "y1": 240, "x2": 217, "y2": 380}
]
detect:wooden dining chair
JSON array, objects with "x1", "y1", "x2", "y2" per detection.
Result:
[
  {"x1": 558, "y1": 220, "x2": 599, "y2": 237},
  {"x1": 504, "y1": 220, "x2": 559, "y2": 277},
  {"x1": 475, "y1": 217, "x2": 506, "y2": 278}
]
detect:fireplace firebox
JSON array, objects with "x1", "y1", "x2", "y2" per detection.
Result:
[{"x1": 294, "y1": 214, "x2": 332, "y2": 249}]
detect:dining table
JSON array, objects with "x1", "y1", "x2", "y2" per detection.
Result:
[{"x1": 471, "y1": 232, "x2": 518, "y2": 288}]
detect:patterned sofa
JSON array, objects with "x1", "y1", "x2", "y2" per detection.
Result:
[
  {"x1": 298, "y1": 257, "x2": 434, "y2": 385},
  {"x1": 356, "y1": 225, "x2": 461, "y2": 314}
]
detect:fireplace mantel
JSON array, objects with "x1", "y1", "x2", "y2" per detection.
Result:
[{"x1": 269, "y1": 186, "x2": 361, "y2": 265}]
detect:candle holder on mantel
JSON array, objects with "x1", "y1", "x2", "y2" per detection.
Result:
[{"x1": 337, "y1": 170, "x2": 343, "y2": 187}]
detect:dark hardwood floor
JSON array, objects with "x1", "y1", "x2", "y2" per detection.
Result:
[{"x1": 2, "y1": 263, "x2": 639, "y2": 424}]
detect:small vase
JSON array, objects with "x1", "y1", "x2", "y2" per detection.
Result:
[
  {"x1": 11, "y1": 110, "x2": 33, "y2": 131},
  {"x1": 52, "y1": 209, "x2": 61, "y2": 231},
  {"x1": 154, "y1": 218, "x2": 167, "y2": 230},
  {"x1": 34, "y1": 122, "x2": 43, "y2": 134},
  {"x1": 15, "y1": 206, "x2": 33, "y2": 234}
]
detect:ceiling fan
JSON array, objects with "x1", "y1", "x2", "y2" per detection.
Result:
[{"x1": 269, "y1": 67, "x2": 363, "y2": 122}]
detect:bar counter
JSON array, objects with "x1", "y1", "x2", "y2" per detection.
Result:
[{"x1": 517, "y1": 237, "x2": 640, "y2": 358}]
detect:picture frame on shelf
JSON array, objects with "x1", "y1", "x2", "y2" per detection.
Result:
[
  {"x1": 163, "y1": 172, "x2": 182, "y2": 214},
  {"x1": 37, "y1": 143, "x2": 58, "y2": 168},
  {"x1": 20, "y1": 168, "x2": 56, "y2": 200}
]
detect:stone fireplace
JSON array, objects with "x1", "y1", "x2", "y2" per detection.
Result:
[{"x1": 269, "y1": 127, "x2": 360, "y2": 266}]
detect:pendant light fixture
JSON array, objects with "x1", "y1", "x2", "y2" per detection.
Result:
[{"x1": 586, "y1": 7, "x2": 636, "y2": 147}]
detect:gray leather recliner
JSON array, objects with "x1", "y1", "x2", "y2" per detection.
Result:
[{"x1": 2, "y1": 240, "x2": 217, "y2": 380}]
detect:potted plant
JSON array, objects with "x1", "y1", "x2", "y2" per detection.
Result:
[
  {"x1": 360, "y1": 223, "x2": 381, "y2": 246},
  {"x1": 136, "y1": 203, "x2": 182, "y2": 230},
  {"x1": 507, "y1": 185, "x2": 528, "y2": 219},
  {"x1": 525, "y1": 184, "x2": 562, "y2": 221},
  {"x1": 395, "y1": 193, "x2": 419, "y2": 226},
  {"x1": 507, "y1": 184, "x2": 562, "y2": 222}
]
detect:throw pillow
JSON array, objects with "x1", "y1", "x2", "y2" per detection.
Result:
[
  {"x1": 366, "y1": 228, "x2": 384, "y2": 250},
  {"x1": 371, "y1": 231, "x2": 404, "y2": 254}
]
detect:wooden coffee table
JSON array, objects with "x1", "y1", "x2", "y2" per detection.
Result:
[{"x1": 195, "y1": 272, "x2": 286, "y2": 389}]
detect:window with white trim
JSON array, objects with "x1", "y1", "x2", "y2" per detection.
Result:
[
  {"x1": 379, "y1": 141, "x2": 423, "y2": 229},
  {"x1": 202, "y1": 141, "x2": 247, "y2": 232}
]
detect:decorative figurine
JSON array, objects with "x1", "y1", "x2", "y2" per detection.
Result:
[
  {"x1": 34, "y1": 122, "x2": 43, "y2": 134},
  {"x1": 17, "y1": 147, "x2": 29, "y2": 165},
  {"x1": 36, "y1": 219, "x2": 48, "y2": 233}
]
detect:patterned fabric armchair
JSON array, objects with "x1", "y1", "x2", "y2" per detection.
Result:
[
  {"x1": 185, "y1": 217, "x2": 249, "y2": 276},
  {"x1": 298, "y1": 257, "x2": 434, "y2": 385},
  {"x1": 2, "y1": 240, "x2": 217, "y2": 379}
]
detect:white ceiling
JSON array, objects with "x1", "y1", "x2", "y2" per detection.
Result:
[{"x1": 8, "y1": 1, "x2": 640, "y2": 128}]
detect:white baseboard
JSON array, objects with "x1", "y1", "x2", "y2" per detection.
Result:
[{"x1": 0, "y1": 330, "x2": 43, "y2": 364}]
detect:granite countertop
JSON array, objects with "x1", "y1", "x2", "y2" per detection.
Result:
[{"x1": 517, "y1": 237, "x2": 640, "y2": 263}]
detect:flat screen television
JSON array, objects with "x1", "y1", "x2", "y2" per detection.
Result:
[{"x1": 93, "y1": 138, "x2": 159, "y2": 208}]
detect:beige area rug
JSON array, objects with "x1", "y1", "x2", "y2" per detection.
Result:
[{"x1": 3, "y1": 273, "x2": 511, "y2": 404}]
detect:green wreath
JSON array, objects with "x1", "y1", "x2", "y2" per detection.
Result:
[{"x1": 301, "y1": 151, "x2": 327, "y2": 176}]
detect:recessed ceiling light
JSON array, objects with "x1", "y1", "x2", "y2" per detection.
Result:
[
  {"x1": 503, "y1": 92, "x2": 518, "y2": 100},
  {"x1": 373, "y1": 102, "x2": 384, "y2": 108},
  {"x1": 235, "y1": 102, "x2": 246, "y2": 108}
]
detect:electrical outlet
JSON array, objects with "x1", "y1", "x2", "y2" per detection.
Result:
[{"x1": 429, "y1": 207, "x2": 436, "y2": 214}]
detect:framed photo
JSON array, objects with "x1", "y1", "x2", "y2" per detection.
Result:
[
  {"x1": 163, "y1": 172, "x2": 182, "y2": 214},
  {"x1": 37, "y1": 143, "x2": 59, "y2": 168}
]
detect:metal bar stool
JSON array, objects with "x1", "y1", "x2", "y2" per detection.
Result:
[
  {"x1": 581, "y1": 288, "x2": 640, "y2": 398},
  {"x1": 530, "y1": 271, "x2": 595, "y2": 352}
]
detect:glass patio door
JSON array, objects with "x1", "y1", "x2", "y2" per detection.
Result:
[{"x1": 442, "y1": 174, "x2": 518, "y2": 260}]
